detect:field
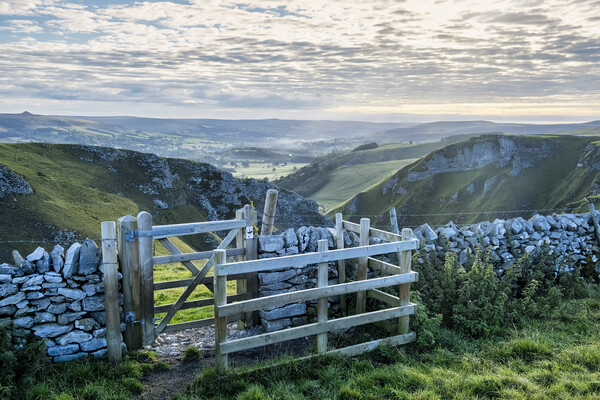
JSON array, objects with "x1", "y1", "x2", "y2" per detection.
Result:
[
  {"x1": 232, "y1": 162, "x2": 309, "y2": 181},
  {"x1": 152, "y1": 237, "x2": 237, "y2": 324},
  {"x1": 311, "y1": 158, "x2": 418, "y2": 212}
]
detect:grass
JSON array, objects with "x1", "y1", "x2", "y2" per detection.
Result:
[
  {"x1": 232, "y1": 162, "x2": 308, "y2": 180},
  {"x1": 152, "y1": 237, "x2": 237, "y2": 324},
  {"x1": 335, "y1": 134, "x2": 600, "y2": 227},
  {"x1": 311, "y1": 159, "x2": 417, "y2": 212},
  {"x1": 174, "y1": 297, "x2": 600, "y2": 400}
]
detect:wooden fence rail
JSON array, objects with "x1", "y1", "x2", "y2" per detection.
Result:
[{"x1": 213, "y1": 221, "x2": 419, "y2": 372}]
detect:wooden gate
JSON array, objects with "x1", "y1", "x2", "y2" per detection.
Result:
[
  {"x1": 212, "y1": 215, "x2": 419, "y2": 372},
  {"x1": 116, "y1": 204, "x2": 259, "y2": 349}
]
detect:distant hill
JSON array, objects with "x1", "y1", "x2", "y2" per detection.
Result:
[
  {"x1": 0, "y1": 112, "x2": 417, "y2": 162},
  {"x1": 275, "y1": 133, "x2": 486, "y2": 211},
  {"x1": 0, "y1": 143, "x2": 329, "y2": 262},
  {"x1": 364, "y1": 120, "x2": 600, "y2": 144},
  {"x1": 334, "y1": 134, "x2": 600, "y2": 227}
]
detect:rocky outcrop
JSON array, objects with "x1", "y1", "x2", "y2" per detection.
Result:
[
  {"x1": 406, "y1": 135, "x2": 546, "y2": 182},
  {"x1": 0, "y1": 164, "x2": 32, "y2": 199}
]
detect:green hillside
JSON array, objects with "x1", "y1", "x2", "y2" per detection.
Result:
[
  {"x1": 334, "y1": 134, "x2": 600, "y2": 227},
  {"x1": 0, "y1": 143, "x2": 327, "y2": 262},
  {"x1": 276, "y1": 134, "x2": 485, "y2": 211}
]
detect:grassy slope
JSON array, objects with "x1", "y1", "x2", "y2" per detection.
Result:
[
  {"x1": 0, "y1": 143, "x2": 243, "y2": 321},
  {"x1": 276, "y1": 134, "x2": 483, "y2": 209},
  {"x1": 0, "y1": 143, "x2": 212, "y2": 260},
  {"x1": 311, "y1": 159, "x2": 418, "y2": 212},
  {"x1": 335, "y1": 135, "x2": 600, "y2": 227}
]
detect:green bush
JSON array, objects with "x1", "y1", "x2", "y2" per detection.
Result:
[{"x1": 0, "y1": 323, "x2": 46, "y2": 399}]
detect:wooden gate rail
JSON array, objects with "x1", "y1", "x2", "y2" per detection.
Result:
[
  {"x1": 116, "y1": 207, "x2": 257, "y2": 348},
  {"x1": 213, "y1": 232, "x2": 419, "y2": 372}
]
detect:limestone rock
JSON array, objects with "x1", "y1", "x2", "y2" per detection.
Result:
[
  {"x1": 258, "y1": 269, "x2": 296, "y2": 286},
  {"x1": 36, "y1": 252, "x2": 51, "y2": 274},
  {"x1": 57, "y1": 312, "x2": 87, "y2": 325},
  {"x1": 58, "y1": 288, "x2": 86, "y2": 300},
  {"x1": 12, "y1": 250, "x2": 34, "y2": 274},
  {"x1": 0, "y1": 292, "x2": 26, "y2": 307},
  {"x1": 0, "y1": 284, "x2": 18, "y2": 298},
  {"x1": 258, "y1": 235, "x2": 285, "y2": 253},
  {"x1": 63, "y1": 243, "x2": 81, "y2": 278},
  {"x1": 82, "y1": 295, "x2": 104, "y2": 312},
  {"x1": 57, "y1": 331, "x2": 94, "y2": 346},
  {"x1": 259, "y1": 303, "x2": 306, "y2": 321},
  {"x1": 33, "y1": 323, "x2": 73, "y2": 338},
  {"x1": 78, "y1": 239, "x2": 100, "y2": 275},
  {"x1": 262, "y1": 318, "x2": 291, "y2": 332},
  {"x1": 50, "y1": 245, "x2": 65, "y2": 273},
  {"x1": 48, "y1": 344, "x2": 79, "y2": 357},
  {"x1": 27, "y1": 247, "x2": 46, "y2": 263},
  {"x1": 80, "y1": 338, "x2": 107, "y2": 352}
]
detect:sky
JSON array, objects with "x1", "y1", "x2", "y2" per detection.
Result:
[{"x1": 0, "y1": 0, "x2": 599, "y2": 123}]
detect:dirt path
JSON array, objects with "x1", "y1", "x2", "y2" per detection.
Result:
[{"x1": 137, "y1": 324, "x2": 312, "y2": 399}]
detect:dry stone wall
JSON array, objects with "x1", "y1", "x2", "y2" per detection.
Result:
[
  {"x1": 0, "y1": 239, "x2": 125, "y2": 362},
  {"x1": 256, "y1": 227, "x2": 348, "y2": 332},
  {"x1": 411, "y1": 212, "x2": 599, "y2": 272},
  {"x1": 256, "y1": 212, "x2": 600, "y2": 333}
]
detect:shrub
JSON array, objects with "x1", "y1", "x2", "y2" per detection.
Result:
[{"x1": 0, "y1": 323, "x2": 46, "y2": 399}]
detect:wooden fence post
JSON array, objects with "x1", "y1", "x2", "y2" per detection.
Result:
[
  {"x1": 335, "y1": 213, "x2": 347, "y2": 316},
  {"x1": 137, "y1": 211, "x2": 155, "y2": 346},
  {"x1": 260, "y1": 189, "x2": 278, "y2": 235},
  {"x1": 244, "y1": 204, "x2": 259, "y2": 326},
  {"x1": 101, "y1": 221, "x2": 121, "y2": 363},
  {"x1": 389, "y1": 208, "x2": 402, "y2": 265},
  {"x1": 399, "y1": 228, "x2": 413, "y2": 334},
  {"x1": 214, "y1": 249, "x2": 228, "y2": 372},
  {"x1": 317, "y1": 239, "x2": 329, "y2": 353},
  {"x1": 235, "y1": 208, "x2": 247, "y2": 330},
  {"x1": 356, "y1": 218, "x2": 370, "y2": 314},
  {"x1": 117, "y1": 215, "x2": 143, "y2": 350}
]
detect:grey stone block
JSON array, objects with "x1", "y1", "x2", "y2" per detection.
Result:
[
  {"x1": 75, "y1": 318, "x2": 99, "y2": 331},
  {"x1": 51, "y1": 245, "x2": 64, "y2": 273},
  {"x1": 0, "y1": 291, "x2": 26, "y2": 307},
  {"x1": 57, "y1": 330, "x2": 94, "y2": 346},
  {"x1": 57, "y1": 311, "x2": 87, "y2": 325},
  {"x1": 14, "y1": 316, "x2": 34, "y2": 328},
  {"x1": 33, "y1": 323, "x2": 73, "y2": 338},
  {"x1": 262, "y1": 318, "x2": 291, "y2": 332},
  {"x1": 63, "y1": 243, "x2": 81, "y2": 278},
  {"x1": 82, "y1": 295, "x2": 104, "y2": 312},
  {"x1": 0, "y1": 283, "x2": 18, "y2": 298},
  {"x1": 48, "y1": 344, "x2": 79, "y2": 356},
  {"x1": 47, "y1": 303, "x2": 69, "y2": 314},
  {"x1": 34, "y1": 312, "x2": 56, "y2": 324},
  {"x1": 80, "y1": 338, "x2": 107, "y2": 352},
  {"x1": 79, "y1": 239, "x2": 100, "y2": 275},
  {"x1": 258, "y1": 268, "x2": 296, "y2": 285},
  {"x1": 0, "y1": 305, "x2": 17, "y2": 317},
  {"x1": 58, "y1": 288, "x2": 86, "y2": 300},
  {"x1": 258, "y1": 235, "x2": 285, "y2": 253},
  {"x1": 259, "y1": 303, "x2": 306, "y2": 321},
  {"x1": 36, "y1": 252, "x2": 51, "y2": 274}
]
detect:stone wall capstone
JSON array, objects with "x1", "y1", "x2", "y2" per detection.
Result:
[{"x1": 0, "y1": 239, "x2": 125, "y2": 362}]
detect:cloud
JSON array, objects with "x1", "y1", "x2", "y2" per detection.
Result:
[{"x1": 0, "y1": 0, "x2": 598, "y2": 120}]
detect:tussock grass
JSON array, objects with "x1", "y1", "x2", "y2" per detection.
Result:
[{"x1": 174, "y1": 298, "x2": 600, "y2": 400}]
